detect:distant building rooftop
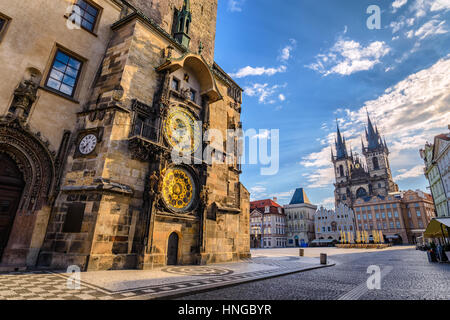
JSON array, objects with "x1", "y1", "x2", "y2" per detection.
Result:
[{"x1": 289, "y1": 188, "x2": 311, "y2": 205}]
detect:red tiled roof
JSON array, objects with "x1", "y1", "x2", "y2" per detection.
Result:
[
  {"x1": 250, "y1": 199, "x2": 285, "y2": 215},
  {"x1": 435, "y1": 133, "x2": 450, "y2": 141},
  {"x1": 250, "y1": 199, "x2": 282, "y2": 208}
]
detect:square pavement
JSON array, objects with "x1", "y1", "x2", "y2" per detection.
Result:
[{"x1": 0, "y1": 255, "x2": 328, "y2": 300}]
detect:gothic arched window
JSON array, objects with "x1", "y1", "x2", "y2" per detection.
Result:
[
  {"x1": 339, "y1": 165, "x2": 344, "y2": 177},
  {"x1": 356, "y1": 187, "x2": 367, "y2": 198},
  {"x1": 373, "y1": 157, "x2": 380, "y2": 170}
]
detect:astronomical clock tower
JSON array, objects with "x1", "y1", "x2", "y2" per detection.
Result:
[{"x1": 36, "y1": 0, "x2": 250, "y2": 271}]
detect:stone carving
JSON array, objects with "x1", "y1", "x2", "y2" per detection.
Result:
[
  {"x1": 165, "y1": 45, "x2": 174, "y2": 60},
  {"x1": 198, "y1": 41, "x2": 204, "y2": 55},
  {"x1": 112, "y1": 85, "x2": 124, "y2": 102},
  {"x1": 0, "y1": 117, "x2": 55, "y2": 214},
  {"x1": 200, "y1": 185, "x2": 210, "y2": 208},
  {"x1": 10, "y1": 79, "x2": 38, "y2": 121},
  {"x1": 180, "y1": 87, "x2": 191, "y2": 101},
  {"x1": 148, "y1": 171, "x2": 160, "y2": 200}
]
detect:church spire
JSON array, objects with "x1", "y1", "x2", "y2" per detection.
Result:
[
  {"x1": 174, "y1": 0, "x2": 192, "y2": 48},
  {"x1": 335, "y1": 121, "x2": 349, "y2": 160},
  {"x1": 365, "y1": 111, "x2": 383, "y2": 150}
]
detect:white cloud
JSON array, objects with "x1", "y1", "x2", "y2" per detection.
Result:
[
  {"x1": 430, "y1": 0, "x2": 450, "y2": 11},
  {"x1": 410, "y1": 0, "x2": 450, "y2": 18},
  {"x1": 321, "y1": 197, "x2": 336, "y2": 208},
  {"x1": 301, "y1": 146, "x2": 333, "y2": 169},
  {"x1": 249, "y1": 185, "x2": 267, "y2": 200},
  {"x1": 395, "y1": 165, "x2": 425, "y2": 180},
  {"x1": 244, "y1": 83, "x2": 287, "y2": 104},
  {"x1": 279, "y1": 39, "x2": 297, "y2": 62},
  {"x1": 305, "y1": 167, "x2": 336, "y2": 189},
  {"x1": 393, "y1": 0, "x2": 408, "y2": 12},
  {"x1": 230, "y1": 65, "x2": 287, "y2": 78},
  {"x1": 413, "y1": 19, "x2": 448, "y2": 39},
  {"x1": 228, "y1": 0, "x2": 245, "y2": 12},
  {"x1": 301, "y1": 56, "x2": 450, "y2": 189},
  {"x1": 307, "y1": 39, "x2": 391, "y2": 76},
  {"x1": 278, "y1": 94, "x2": 286, "y2": 101},
  {"x1": 273, "y1": 190, "x2": 295, "y2": 201},
  {"x1": 390, "y1": 17, "x2": 415, "y2": 34}
]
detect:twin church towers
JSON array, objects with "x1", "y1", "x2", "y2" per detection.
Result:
[{"x1": 332, "y1": 114, "x2": 399, "y2": 208}]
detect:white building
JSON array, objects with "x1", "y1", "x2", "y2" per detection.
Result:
[
  {"x1": 434, "y1": 132, "x2": 450, "y2": 217},
  {"x1": 250, "y1": 199, "x2": 287, "y2": 248},
  {"x1": 315, "y1": 203, "x2": 356, "y2": 242},
  {"x1": 420, "y1": 131, "x2": 450, "y2": 218},
  {"x1": 284, "y1": 189, "x2": 317, "y2": 247}
]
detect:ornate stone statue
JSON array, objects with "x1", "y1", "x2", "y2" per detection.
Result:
[
  {"x1": 11, "y1": 79, "x2": 38, "y2": 121},
  {"x1": 200, "y1": 185, "x2": 210, "y2": 208},
  {"x1": 148, "y1": 171, "x2": 160, "y2": 199},
  {"x1": 180, "y1": 87, "x2": 191, "y2": 101}
]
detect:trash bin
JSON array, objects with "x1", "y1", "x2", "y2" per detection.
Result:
[{"x1": 320, "y1": 253, "x2": 327, "y2": 265}]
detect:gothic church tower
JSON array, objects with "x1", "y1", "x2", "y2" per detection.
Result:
[
  {"x1": 332, "y1": 115, "x2": 399, "y2": 208},
  {"x1": 362, "y1": 113, "x2": 398, "y2": 197}
]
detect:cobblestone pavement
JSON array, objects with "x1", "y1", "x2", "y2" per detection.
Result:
[
  {"x1": 179, "y1": 248, "x2": 450, "y2": 300},
  {"x1": 0, "y1": 256, "x2": 325, "y2": 300}
]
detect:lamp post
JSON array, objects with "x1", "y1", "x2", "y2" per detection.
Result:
[{"x1": 261, "y1": 214, "x2": 265, "y2": 248}]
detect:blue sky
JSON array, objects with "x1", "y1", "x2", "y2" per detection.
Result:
[{"x1": 213, "y1": 0, "x2": 450, "y2": 207}]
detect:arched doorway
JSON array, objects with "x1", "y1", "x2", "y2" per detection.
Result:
[
  {"x1": 294, "y1": 235, "x2": 299, "y2": 247},
  {"x1": 0, "y1": 153, "x2": 25, "y2": 261},
  {"x1": 167, "y1": 232, "x2": 179, "y2": 265}
]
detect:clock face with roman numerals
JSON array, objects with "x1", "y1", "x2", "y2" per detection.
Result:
[{"x1": 79, "y1": 134, "x2": 97, "y2": 155}]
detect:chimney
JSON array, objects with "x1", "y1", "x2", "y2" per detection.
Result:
[{"x1": 273, "y1": 197, "x2": 278, "y2": 203}]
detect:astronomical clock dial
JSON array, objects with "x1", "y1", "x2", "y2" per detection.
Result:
[
  {"x1": 79, "y1": 134, "x2": 97, "y2": 155},
  {"x1": 162, "y1": 167, "x2": 198, "y2": 213},
  {"x1": 164, "y1": 107, "x2": 201, "y2": 154}
]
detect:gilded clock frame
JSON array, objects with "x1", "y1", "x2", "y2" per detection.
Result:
[
  {"x1": 162, "y1": 103, "x2": 202, "y2": 155},
  {"x1": 159, "y1": 164, "x2": 200, "y2": 215}
]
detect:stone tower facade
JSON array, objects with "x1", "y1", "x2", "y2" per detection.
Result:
[
  {"x1": 0, "y1": 0, "x2": 249, "y2": 271},
  {"x1": 332, "y1": 115, "x2": 399, "y2": 209},
  {"x1": 125, "y1": 0, "x2": 218, "y2": 64}
]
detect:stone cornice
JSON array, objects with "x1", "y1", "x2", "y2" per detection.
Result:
[
  {"x1": 111, "y1": 11, "x2": 188, "y2": 55},
  {"x1": 212, "y1": 63, "x2": 243, "y2": 93}
]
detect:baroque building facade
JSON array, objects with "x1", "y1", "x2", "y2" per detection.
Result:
[
  {"x1": 0, "y1": 0, "x2": 250, "y2": 271},
  {"x1": 353, "y1": 190, "x2": 436, "y2": 244},
  {"x1": 284, "y1": 188, "x2": 316, "y2": 247},
  {"x1": 420, "y1": 130, "x2": 450, "y2": 218},
  {"x1": 314, "y1": 203, "x2": 355, "y2": 242},
  {"x1": 250, "y1": 199, "x2": 286, "y2": 249},
  {"x1": 332, "y1": 114, "x2": 399, "y2": 208}
]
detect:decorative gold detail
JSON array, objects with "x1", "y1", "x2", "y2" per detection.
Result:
[
  {"x1": 162, "y1": 167, "x2": 197, "y2": 212},
  {"x1": 163, "y1": 106, "x2": 200, "y2": 154}
]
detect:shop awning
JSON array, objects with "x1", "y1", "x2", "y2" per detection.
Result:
[
  {"x1": 311, "y1": 239, "x2": 335, "y2": 244},
  {"x1": 385, "y1": 235, "x2": 400, "y2": 239},
  {"x1": 424, "y1": 218, "x2": 450, "y2": 239}
]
